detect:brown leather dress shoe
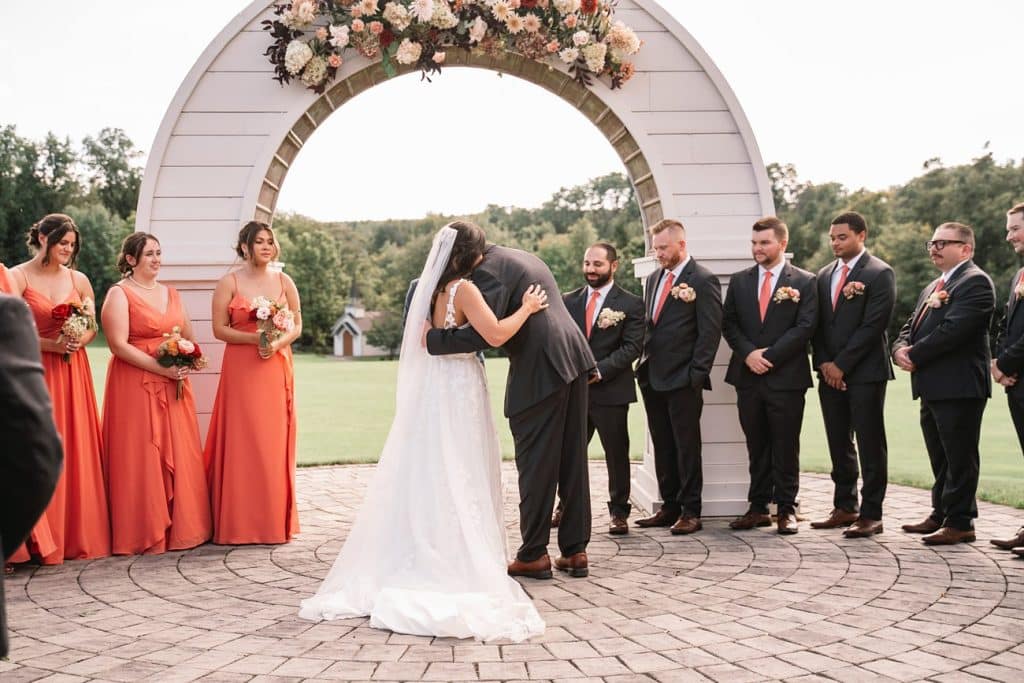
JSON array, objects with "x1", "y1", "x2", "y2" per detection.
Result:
[
  {"x1": 554, "y1": 552, "x2": 588, "y2": 578},
  {"x1": 990, "y1": 526, "x2": 1024, "y2": 550},
  {"x1": 609, "y1": 516, "x2": 628, "y2": 535},
  {"x1": 670, "y1": 516, "x2": 702, "y2": 535},
  {"x1": 810, "y1": 508, "x2": 859, "y2": 529},
  {"x1": 551, "y1": 508, "x2": 562, "y2": 528},
  {"x1": 922, "y1": 527, "x2": 975, "y2": 545},
  {"x1": 902, "y1": 517, "x2": 942, "y2": 534},
  {"x1": 729, "y1": 509, "x2": 772, "y2": 530},
  {"x1": 777, "y1": 511, "x2": 799, "y2": 535},
  {"x1": 1013, "y1": 547, "x2": 1024, "y2": 557},
  {"x1": 635, "y1": 508, "x2": 679, "y2": 528},
  {"x1": 843, "y1": 518, "x2": 883, "y2": 538},
  {"x1": 507, "y1": 555, "x2": 553, "y2": 579}
]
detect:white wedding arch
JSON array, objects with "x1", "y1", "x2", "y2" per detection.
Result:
[{"x1": 139, "y1": 0, "x2": 773, "y2": 516}]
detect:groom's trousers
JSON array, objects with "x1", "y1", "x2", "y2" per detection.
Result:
[{"x1": 510, "y1": 373, "x2": 591, "y2": 562}]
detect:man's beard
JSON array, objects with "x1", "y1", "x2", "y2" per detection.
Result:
[{"x1": 585, "y1": 272, "x2": 612, "y2": 288}]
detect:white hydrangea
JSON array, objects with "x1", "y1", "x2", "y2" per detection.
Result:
[
  {"x1": 284, "y1": 40, "x2": 314, "y2": 75},
  {"x1": 468, "y1": 16, "x2": 487, "y2": 44},
  {"x1": 383, "y1": 2, "x2": 412, "y2": 31},
  {"x1": 411, "y1": 0, "x2": 434, "y2": 23},
  {"x1": 582, "y1": 41, "x2": 607, "y2": 72},
  {"x1": 558, "y1": 46, "x2": 579, "y2": 64},
  {"x1": 395, "y1": 38, "x2": 423, "y2": 64},
  {"x1": 572, "y1": 30, "x2": 590, "y2": 47},
  {"x1": 606, "y1": 21, "x2": 641, "y2": 56},
  {"x1": 329, "y1": 24, "x2": 350, "y2": 49},
  {"x1": 431, "y1": 2, "x2": 459, "y2": 29},
  {"x1": 553, "y1": 0, "x2": 580, "y2": 14},
  {"x1": 302, "y1": 56, "x2": 328, "y2": 86}
]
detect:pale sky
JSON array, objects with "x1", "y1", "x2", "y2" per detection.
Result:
[{"x1": 2, "y1": 1, "x2": 1021, "y2": 221}]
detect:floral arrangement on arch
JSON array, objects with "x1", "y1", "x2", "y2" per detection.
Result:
[{"x1": 263, "y1": 0, "x2": 643, "y2": 94}]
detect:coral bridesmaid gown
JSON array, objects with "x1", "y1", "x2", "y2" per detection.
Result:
[
  {"x1": 12, "y1": 271, "x2": 110, "y2": 563},
  {"x1": 0, "y1": 263, "x2": 12, "y2": 293},
  {"x1": 102, "y1": 285, "x2": 212, "y2": 555},
  {"x1": 204, "y1": 277, "x2": 298, "y2": 544}
]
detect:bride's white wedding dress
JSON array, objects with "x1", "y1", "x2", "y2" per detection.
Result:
[{"x1": 299, "y1": 228, "x2": 544, "y2": 642}]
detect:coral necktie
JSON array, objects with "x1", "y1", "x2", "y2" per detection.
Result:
[
  {"x1": 758, "y1": 271, "x2": 773, "y2": 322},
  {"x1": 585, "y1": 290, "x2": 600, "y2": 338},
  {"x1": 833, "y1": 264, "x2": 850, "y2": 311},
  {"x1": 652, "y1": 272, "x2": 674, "y2": 324}
]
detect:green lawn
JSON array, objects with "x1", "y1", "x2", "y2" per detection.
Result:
[{"x1": 85, "y1": 342, "x2": 1023, "y2": 509}]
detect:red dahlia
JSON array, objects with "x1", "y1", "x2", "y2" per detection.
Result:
[
  {"x1": 581, "y1": 0, "x2": 598, "y2": 15},
  {"x1": 51, "y1": 303, "x2": 71, "y2": 320}
]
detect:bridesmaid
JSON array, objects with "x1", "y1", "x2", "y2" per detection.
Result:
[
  {"x1": 0, "y1": 262, "x2": 12, "y2": 292},
  {"x1": 204, "y1": 221, "x2": 302, "y2": 544},
  {"x1": 101, "y1": 233, "x2": 212, "y2": 555},
  {"x1": 7, "y1": 214, "x2": 110, "y2": 563}
]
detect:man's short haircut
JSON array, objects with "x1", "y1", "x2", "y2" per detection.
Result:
[
  {"x1": 649, "y1": 218, "x2": 686, "y2": 238},
  {"x1": 1008, "y1": 202, "x2": 1024, "y2": 218},
  {"x1": 831, "y1": 211, "x2": 868, "y2": 234},
  {"x1": 752, "y1": 216, "x2": 789, "y2": 242},
  {"x1": 588, "y1": 242, "x2": 618, "y2": 262},
  {"x1": 937, "y1": 221, "x2": 975, "y2": 248}
]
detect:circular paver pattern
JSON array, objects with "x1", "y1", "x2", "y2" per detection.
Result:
[{"x1": 2, "y1": 466, "x2": 1023, "y2": 683}]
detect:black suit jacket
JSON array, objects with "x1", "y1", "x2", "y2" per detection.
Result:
[
  {"x1": 636, "y1": 259, "x2": 723, "y2": 393},
  {"x1": 892, "y1": 260, "x2": 995, "y2": 401},
  {"x1": 994, "y1": 266, "x2": 1024, "y2": 398},
  {"x1": 0, "y1": 295, "x2": 64, "y2": 658},
  {"x1": 564, "y1": 282, "x2": 644, "y2": 405},
  {"x1": 426, "y1": 245, "x2": 596, "y2": 416},
  {"x1": 723, "y1": 263, "x2": 818, "y2": 390},
  {"x1": 812, "y1": 252, "x2": 896, "y2": 384}
]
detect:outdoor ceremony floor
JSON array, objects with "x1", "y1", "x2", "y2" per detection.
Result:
[{"x1": 3, "y1": 466, "x2": 1023, "y2": 683}]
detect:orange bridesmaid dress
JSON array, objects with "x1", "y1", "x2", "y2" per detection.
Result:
[
  {"x1": 13, "y1": 270, "x2": 110, "y2": 563},
  {"x1": 203, "y1": 274, "x2": 298, "y2": 544},
  {"x1": 102, "y1": 285, "x2": 212, "y2": 555},
  {"x1": 0, "y1": 263, "x2": 12, "y2": 292}
]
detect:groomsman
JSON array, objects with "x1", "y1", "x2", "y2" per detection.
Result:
[
  {"x1": 723, "y1": 217, "x2": 817, "y2": 535},
  {"x1": 990, "y1": 202, "x2": 1024, "y2": 555},
  {"x1": 559, "y1": 243, "x2": 644, "y2": 534},
  {"x1": 810, "y1": 212, "x2": 896, "y2": 538},
  {"x1": 892, "y1": 222, "x2": 995, "y2": 545},
  {"x1": 635, "y1": 219, "x2": 723, "y2": 534}
]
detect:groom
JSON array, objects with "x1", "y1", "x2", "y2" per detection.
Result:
[{"x1": 427, "y1": 243, "x2": 597, "y2": 579}]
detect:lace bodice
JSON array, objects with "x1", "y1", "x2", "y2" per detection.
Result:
[{"x1": 444, "y1": 279, "x2": 466, "y2": 330}]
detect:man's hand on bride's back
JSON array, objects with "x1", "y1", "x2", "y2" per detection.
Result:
[{"x1": 522, "y1": 285, "x2": 549, "y2": 314}]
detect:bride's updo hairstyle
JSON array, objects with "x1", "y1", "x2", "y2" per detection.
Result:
[
  {"x1": 235, "y1": 220, "x2": 280, "y2": 261},
  {"x1": 27, "y1": 213, "x2": 81, "y2": 266},
  {"x1": 434, "y1": 220, "x2": 487, "y2": 299},
  {"x1": 117, "y1": 232, "x2": 160, "y2": 276}
]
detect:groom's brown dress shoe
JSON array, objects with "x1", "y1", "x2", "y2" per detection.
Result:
[
  {"x1": 922, "y1": 527, "x2": 975, "y2": 545},
  {"x1": 990, "y1": 526, "x2": 1024, "y2": 550},
  {"x1": 1013, "y1": 547, "x2": 1024, "y2": 557},
  {"x1": 843, "y1": 518, "x2": 883, "y2": 538},
  {"x1": 670, "y1": 516, "x2": 702, "y2": 535},
  {"x1": 508, "y1": 555, "x2": 552, "y2": 579},
  {"x1": 810, "y1": 508, "x2": 859, "y2": 529},
  {"x1": 777, "y1": 511, "x2": 799, "y2": 535},
  {"x1": 609, "y1": 516, "x2": 628, "y2": 535},
  {"x1": 554, "y1": 552, "x2": 588, "y2": 578},
  {"x1": 729, "y1": 509, "x2": 772, "y2": 530},
  {"x1": 634, "y1": 509, "x2": 679, "y2": 528},
  {"x1": 902, "y1": 517, "x2": 941, "y2": 534}
]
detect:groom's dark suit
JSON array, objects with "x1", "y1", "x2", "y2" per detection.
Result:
[
  {"x1": 426, "y1": 245, "x2": 596, "y2": 562},
  {"x1": 994, "y1": 265, "x2": 1024, "y2": 448}
]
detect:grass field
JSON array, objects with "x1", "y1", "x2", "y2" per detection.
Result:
[{"x1": 85, "y1": 343, "x2": 1023, "y2": 509}]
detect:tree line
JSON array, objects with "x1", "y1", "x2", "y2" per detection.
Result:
[{"x1": 2, "y1": 124, "x2": 1022, "y2": 352}]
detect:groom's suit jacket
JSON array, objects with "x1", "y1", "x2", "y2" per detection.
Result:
[
  {"x1": 995, "y1": 266, "x2": 1024, "y2": 398},
  {"x1": 426, "y1": 245, "x2": 596, "y2": 417}
]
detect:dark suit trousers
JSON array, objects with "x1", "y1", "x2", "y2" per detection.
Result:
[
  {"x1": 640, "y1": 385, "x2": 703, "y2": 517},
  {"x1": 1008, "y1": 391, "x2": 1024, "y2": 452},
  {"x1": 736, "y1": 384, "x2": 804, "y2": 512},
  {"x1": 919, "y1": 398, "x2": 984, "y2": 530},
  {"x1": 509, "y1": 374, "x2": 591, "y2": 562},
  {"x1": 588, "y1": 403, "x2": 631, "y2": 518},
  {"x1": 818, "y1": 382, "x2": 889, "y2": 520}
]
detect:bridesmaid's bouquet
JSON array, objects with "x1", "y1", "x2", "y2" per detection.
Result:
[
  {"x1": 155, "y1": 326, "x2": 208, "y2": 399},
  {"x1": 248, "y1": 296, "x2": 295, "y2": 353},
  {"x1": 51, "y1": 298, "x2": 97, "y2": 362}
]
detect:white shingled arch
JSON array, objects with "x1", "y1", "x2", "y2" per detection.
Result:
[{"x1": 139, "y1": 0, "x2": 773, "y2": 516}]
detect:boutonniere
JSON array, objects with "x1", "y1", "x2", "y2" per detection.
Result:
[
  {"x1": 669, "y1": 282, "x2": 696, "y2": 302},
  {"x1": 926, "y1": 289, "x2": 949, "y2": 308},
  {"x1": 597, "y1": 308, "x2": 626, "y2": 329},
  {"x1": 773, "y1": 286, "x2": 800, "y2": 304},
  {"x1": 842, "y1": 281, "x2": 866, "y2": 300}
]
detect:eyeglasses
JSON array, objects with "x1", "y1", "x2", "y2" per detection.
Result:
[{"x1": 925, "y1": 239, "x2": 966, "y2": 251}]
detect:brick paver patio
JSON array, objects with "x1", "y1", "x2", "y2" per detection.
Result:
[{"x1": 3, "y1": 465, "x2": 1022, "y2": 682}]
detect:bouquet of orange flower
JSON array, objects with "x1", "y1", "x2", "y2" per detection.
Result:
[
  {"x1": 155, "y1": 326, "x2": 208, "y2": 399},
  {"x1": 248, "y1": 295, "x2": 295, "y2": 353},
  {"x1": 51, "y1": 298, "x2": 98, "y2": 362}
]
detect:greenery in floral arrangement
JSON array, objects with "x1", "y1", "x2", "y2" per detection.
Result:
[{"x1": 263, "y1": 0, "x2": 642, "y2": 94}]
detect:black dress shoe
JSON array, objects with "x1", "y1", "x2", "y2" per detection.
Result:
[
  {"x1": 507, "y1": 555, "x2": 552, "y2": 579},
  {"x1": 635, "y1": 508, "x2": 679, "y2": 528}
]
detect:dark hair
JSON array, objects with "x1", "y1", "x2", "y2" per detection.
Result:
[
  {"x1": 117, "y1": 233, "x2": 160, "y2": 275},
  {"x1": 235, "y1": 221, "x2": 279, "y2": 261},
  {"x1": 649, "y1": 218, "x2": 685, "y2": 238},
  {"x1": 588, "y1": 242, "x2": 619, "y2": 262},
  {"x1": 831, "y1": 211, "x2": 868, "y2": 234},
  {"x1": 434, "y1": 220, "x2": 487, "y2": 300},
  {"x1": 27, "y1": 213, "x2": 81, "y2": 267},
  {"x1": 937, "y1": 221, "x2": 975, "y2": 249},
  {"x1": 752, "y1": 216, "x2": 789, "y2": 242}
]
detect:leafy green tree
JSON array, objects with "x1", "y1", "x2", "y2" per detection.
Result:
[
  {"x1": 64, "y1": 202, "x2": 131, "y2": 306},
  {"x1": 277, "y1": 228, "x2": 348, "y2": 351},
  {"x1": 81, "y1": 128, "x2": 144, "y2": 219},
  {"x1": 365, "y1": 312, "x2": 404, "y2": 359}
]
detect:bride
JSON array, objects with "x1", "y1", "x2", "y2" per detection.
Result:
[{"x1": 299, "y1": 221, "x2": 547, "y2": 642}]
